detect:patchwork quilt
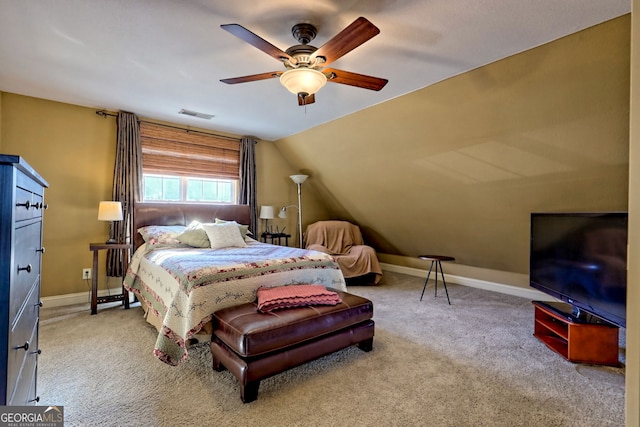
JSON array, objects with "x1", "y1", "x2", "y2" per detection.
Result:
[{"x1": 124, "y1": 240, "x2": 346, "y2": 365}]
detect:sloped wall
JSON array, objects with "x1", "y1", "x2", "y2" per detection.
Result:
[
  {"x1": 275, "y1": 16, "x2": 630, "y2": 285},
  {"x1": 626, "y1": 2, "x2": 639, "y2": 423}
]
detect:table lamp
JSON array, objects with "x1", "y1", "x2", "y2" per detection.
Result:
[
  {"x1": 98, "y1": 201, "x2": 123, "y2": 244},
  {"x1": 259, "y1": 205, "x2": 274, "y2": 234}
]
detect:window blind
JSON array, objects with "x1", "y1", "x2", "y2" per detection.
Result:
[{"x1": 140, "y1": 122, "x2": 240, "y2": 179}]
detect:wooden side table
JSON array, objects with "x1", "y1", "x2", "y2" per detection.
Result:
[
  {"x1": 261, "y1": 232, "x2": 291, "y2": 246},
  {"x1": 418, "y1": 255, "x2": 454, "y2": 305},
  {"x1": 89, "y1": 242, "x2": 132, "y2": 315}
]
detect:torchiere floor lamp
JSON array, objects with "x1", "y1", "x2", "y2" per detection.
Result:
[{"x1": 289, "y1": 174, "x2": 308, "y2": 248}]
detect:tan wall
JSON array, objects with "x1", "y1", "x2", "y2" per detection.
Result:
[
  {"x1": 627, "y1": 2, "x2": 639, "y2": 424},
  {"x1": 0, "y1": 94, "x2": 323, "y2": 297},
  {"x1": 255, "y1": 141, "x2": 331, "y2": 246},
  {"x1": 1, "y1": 94, "x2": 116, "y2": 297},
  {"x1": 275, "y1": 16, "x2": 630, "y2": 288},
  {"x1": 0, "y1": 91, "x2": 3, "y2": 147},
  {"x1": 2, "y1": 18, "x2": 628, "y2": 296}
]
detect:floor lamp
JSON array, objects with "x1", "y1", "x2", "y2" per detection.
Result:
[{"x1": 289, "y1": 174, "x2": 308, "y2": 248}]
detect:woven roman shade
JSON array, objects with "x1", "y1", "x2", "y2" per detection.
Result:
[{"x1": 140, "y1": 122, "x2": 240, "y2": 179}]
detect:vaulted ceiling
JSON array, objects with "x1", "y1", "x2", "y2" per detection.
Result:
[{"x1": 0, "y1": 0, "x2": 630, "y2": 141}]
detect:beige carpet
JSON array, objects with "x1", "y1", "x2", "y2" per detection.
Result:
[{"x1": 37, "y1": 272, "x2": 625, "y2": 427}]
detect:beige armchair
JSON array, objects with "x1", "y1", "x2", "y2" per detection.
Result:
[{"x1": 304, "y1": 220, "x2": 382, "y2": 285}]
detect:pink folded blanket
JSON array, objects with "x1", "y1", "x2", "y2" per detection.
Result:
[{"x1": 257, "y1": 284, "x2": 342, "y2": 312}]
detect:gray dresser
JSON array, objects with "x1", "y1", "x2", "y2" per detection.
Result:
[{"x1": 0, "y1": 155, "x2": 48, "y2": 405}]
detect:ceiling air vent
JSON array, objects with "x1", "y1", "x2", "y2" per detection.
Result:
[{"x1": 178, "y1": 109, "x2": 214, "y2": 120}]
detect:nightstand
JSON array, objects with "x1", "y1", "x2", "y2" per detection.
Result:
[
  {"x1": 261, "y1": 232, "x2": 291, "y2": 246},
  {"x1": 89, "y1": 242, "x2": 132, "y2": 315}
]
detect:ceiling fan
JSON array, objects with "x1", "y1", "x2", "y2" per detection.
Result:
[{"x1": 220, "y1": 17, "x2": 388, "y2": 106}]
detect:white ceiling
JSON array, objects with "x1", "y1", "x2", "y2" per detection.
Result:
[{"x1": 0, "y1": 0, "x2": 630, "y2": 141}]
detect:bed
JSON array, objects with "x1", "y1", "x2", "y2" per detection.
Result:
[{"x1": 124, "y1": 203, "x2": 347, "y2": 366}]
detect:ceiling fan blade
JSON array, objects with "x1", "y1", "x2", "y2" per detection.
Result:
[
  {"x1": 298, "y1": 93, "x2": 316, "y2": 106},
  {"x1": 323, "y1": 68, "x2": 388, "y2": 91},
  {"x1": 310, "y1": 17, "x2": 380, "y2": 67},
  {"x1": 221, "y1": 24, "x2": 294, "y2": 64},
  {"x1": 220, "y1": 71, "x2": 282, "y2": 85}
]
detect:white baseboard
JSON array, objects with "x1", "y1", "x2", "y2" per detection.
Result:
[
  {"x1": 41, "y1": 287, "x2": 125, "y2": 308},
  {"x1": 43, "y1": 265, "x2": 552, "y2": 308},
  {"x1": 380, "y1": 262, "x2": 554, "y2": 301}
]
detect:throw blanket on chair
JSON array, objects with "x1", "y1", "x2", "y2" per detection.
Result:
[{"x1": 305, "y1": 220, "x2": 382, "y2": 284}]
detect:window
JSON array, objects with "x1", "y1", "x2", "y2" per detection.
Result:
[
  {"x1": 186, "y1": 177, "x2": 235, "y2": 202},
  {"x1": 142, "y1": 174, "x2": 237, "y2": 203},
  {"x1": 140, "y1": 122, "x2": 240, "y2": 203}
]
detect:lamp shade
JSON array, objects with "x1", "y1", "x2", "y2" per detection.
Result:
[
  {"x1": 280, "y1": 69, "x2": 327, "y2": 95},
  {"x1": 259, "y1": 205, "x2": 275, "y2": 219},
  {"x1": 98, "y1": 201, "x2": 123, "y2": 221},
  {"x1": 290, "y1": 174, "x2": 308, "y2": 185},
  {"x1": 278, "y1": 207, "x2": 287, "y2": 218}
]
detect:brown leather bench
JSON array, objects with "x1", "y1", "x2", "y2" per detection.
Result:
[{"x1": 210, "y1": 289, "x2": 374, "y2": 403}]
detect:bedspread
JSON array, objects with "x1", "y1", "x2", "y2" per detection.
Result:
[{"x1": 124, "y1": 240, "x2": 346, "y2": 366}]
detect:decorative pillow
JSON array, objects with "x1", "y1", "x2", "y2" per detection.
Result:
[
  {"x1": 214, "y1": 218, "x2": 251, "y2": 239},
  {"x1": 256, "y1": 284, "x2": 342, "y2": 312},
  {"x1": 176, "y1": 220, "x2": 211, "y2": 248},
  {"x1": 202, "y1": 222, "x2": 248, "y2": 250},
  {"x1": 138, "y1": 225, "x2": 185, "y2": 246}
]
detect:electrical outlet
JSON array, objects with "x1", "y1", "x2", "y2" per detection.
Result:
[{"x1": 82, "y1": 268, "x2": 91, "y2": 280}]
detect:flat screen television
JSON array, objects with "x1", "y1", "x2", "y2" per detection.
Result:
[{"x1": 530, "y1": 212, "x2": 627, "y2": 328}]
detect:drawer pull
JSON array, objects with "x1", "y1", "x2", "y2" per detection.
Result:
[
  {"x1": 35, "y1": 301, "x2": 43, "y2": 308},
  {"x1": 42, "y1": 203, "x2": 49, "y2": 210},
  {"x1": 15, "y1": 341, "x2": 29, "y2": 351},
  {"x1": 18, "y1": 264, "x2": 32, "y2": 273},
  {"x1": 30, "y1": 349, "x2": 42, "y2": 355},
  {"x1": 16, "y1": 200, "x2": 31, "y2": 210},
  {"x1": 36, "y1": 247, "x2": 45, "y2": 253},
  {"x1": 29, "y1": 396, "x2": 40, "y2": 403}
]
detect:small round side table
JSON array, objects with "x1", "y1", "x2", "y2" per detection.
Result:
[{"x1": 418, "y1": 255, "x2": 454, "y2": 305}]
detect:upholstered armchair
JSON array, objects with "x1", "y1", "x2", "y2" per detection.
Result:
[{"x1": 304, "y1": 220, "x2": 382, "y2": 285}]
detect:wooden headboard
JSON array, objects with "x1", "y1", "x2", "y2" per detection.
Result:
[{"x1": 133, "y1": 202, "x2": 251, "y2": 250}]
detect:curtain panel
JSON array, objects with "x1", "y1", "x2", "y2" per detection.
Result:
[
  {"x1": 239, "y1": 137, "x2": 257, "y2": 234},
  {"x1": 107, "y1": 111, "x2": 142, "y2": 276}
]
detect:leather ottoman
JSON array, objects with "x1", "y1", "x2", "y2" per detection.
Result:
[{"x1": 210, "y1": 289, "x2": 374, "y2": 403}]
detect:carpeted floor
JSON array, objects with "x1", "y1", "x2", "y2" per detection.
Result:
[{"x1": 37, "y1": 271, "x2": 625, "y2": 426}]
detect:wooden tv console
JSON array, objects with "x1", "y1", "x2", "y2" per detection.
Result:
[{"x1": 532, "y1": 301, "x2": 620, "y2": 366}]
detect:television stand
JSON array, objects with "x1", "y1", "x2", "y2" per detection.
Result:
[{"x1": 532, "y1": 301, "x2": 619, "y2": 366}]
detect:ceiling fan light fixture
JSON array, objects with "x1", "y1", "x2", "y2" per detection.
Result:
[{"x1": 280, "y1": 68, "x2": 327, "y2": 96}]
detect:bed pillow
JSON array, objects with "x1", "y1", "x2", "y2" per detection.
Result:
[
  {"x1": 214, "y1": 218, "x2": 251, "y2": 239},
  {"x1": 202, "y1": 222, "x2": 247, "y2": 250},
  {"x1": 176, "y1": 220, "x2": 211, "y2": 248},
  {"x1": 256, "y1": 284, "x2": 342, "y2": 312},
  {"x1": 138, "y1": 225, "x2": 185, "y2": 246}
]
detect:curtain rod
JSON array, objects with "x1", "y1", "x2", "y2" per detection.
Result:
[{"x1": 95, "y1": 110, "x2": 242, "y2": 142}]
